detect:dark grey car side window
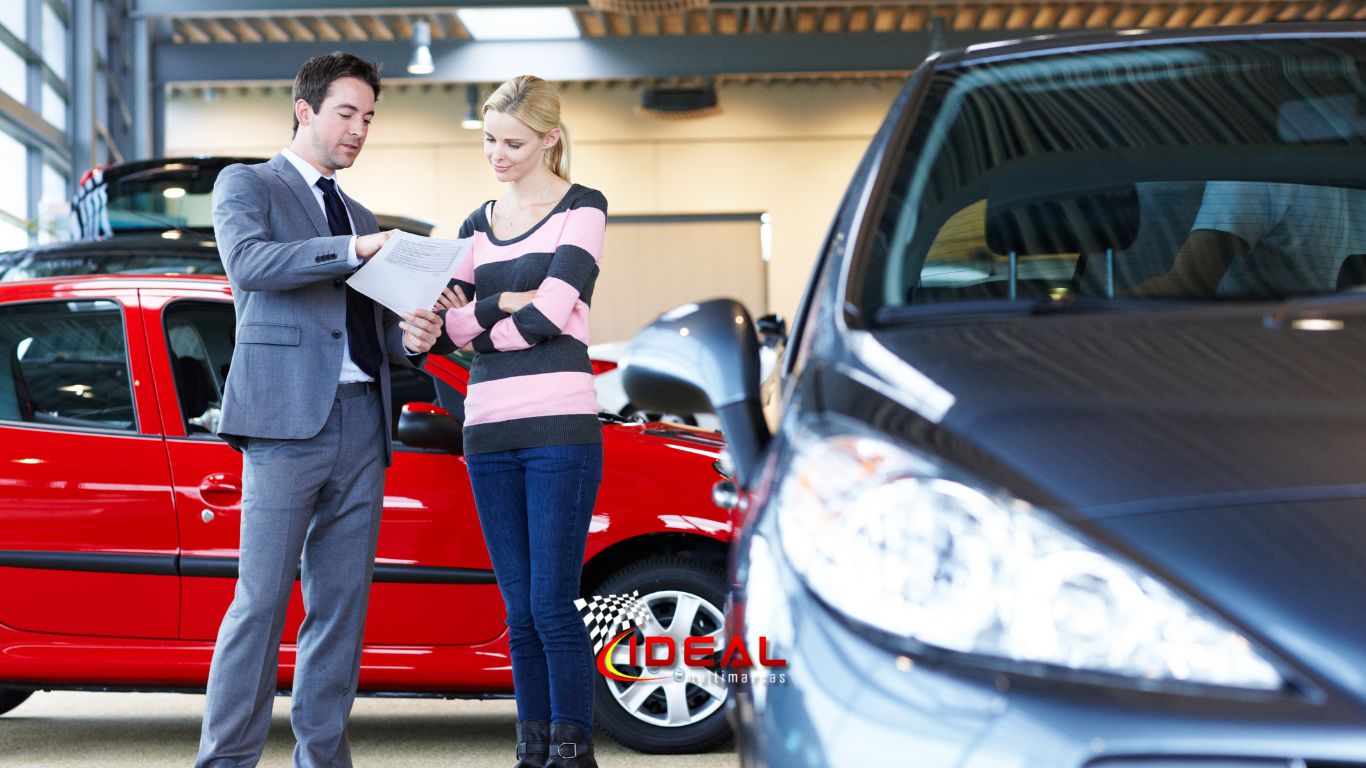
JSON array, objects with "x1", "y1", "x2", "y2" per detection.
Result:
[{"x1": 0, "y1": 299, "x2": 136, "y2": 431}]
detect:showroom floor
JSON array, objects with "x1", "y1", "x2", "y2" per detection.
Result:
[{"x1": 0, "y1": 692, "x2": 739, "y2": 767}]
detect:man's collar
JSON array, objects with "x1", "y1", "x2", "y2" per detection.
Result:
[{"x1": 280, "y1": 147, "x2": 336, "y2": 189}]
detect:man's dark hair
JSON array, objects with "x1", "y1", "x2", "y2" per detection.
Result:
[{"x1": 291, "y1": 52, "x2": 381, "y2": 137}]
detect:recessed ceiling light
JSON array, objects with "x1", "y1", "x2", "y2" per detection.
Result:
[{"x1": 455, "y1": 8, "x2": 580, "y2": 40}]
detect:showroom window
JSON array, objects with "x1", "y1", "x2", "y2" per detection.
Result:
[
  {"x1": 0, "y1": 298, "x2": 136, "y2": 431},
  {"x1": 41, "y1": 2, "x2": 64, "y2": 82},
  {"x1": 0, "y1": 2, "x2": 25, "y2": 42},
  {"x1": 41, "y1": 80, "x2": 63, "y2": 130},
  {"x1": 0, "y1": 129, "x2": 27, "y2": 238},
  {"x1": 0, "y1": 0, "x2": 80, "y2": 249},
  {"x1": 0, "y1": 43, "x2": 25, "y2": 105},
  {"x1": 39, "y1": 159, "x2": 64, "y2": 242},
  {"x1": 0, "y1": 219, "x2": 25, "y2": 251}
]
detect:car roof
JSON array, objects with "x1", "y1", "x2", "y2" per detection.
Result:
[
  {"x1": 0, "y1": 235, "x2": 221, "y2": 261},
  {"x1": 0, "y1": 272, "x2": 230, "y2": 296},
  {"x1": 934, "y1": 22, "x2": 1366, "y2": 68}
]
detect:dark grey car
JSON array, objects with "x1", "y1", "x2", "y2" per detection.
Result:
[{"x1": 624, "y1": 24, "x2": 1366, "y2": 767}]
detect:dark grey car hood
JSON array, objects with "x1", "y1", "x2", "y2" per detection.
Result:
[
  {"x1": 860, "y1": 302, "x2": 1366, "y2": 514},
  {"x1": 851, "y1": 303, "x2": 1366, "y2": 700},
  {"x1": 1099, "y1": 499, "x2": 1366, "y2": 702}
]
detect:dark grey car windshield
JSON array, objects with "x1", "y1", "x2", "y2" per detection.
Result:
[{"x1": 864, "y1": 37, "x2": 1366, "y2": 322}]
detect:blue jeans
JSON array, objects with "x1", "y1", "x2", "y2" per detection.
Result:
[{"x1": 465, "y1": 443, "x2": 604, "y2": 733}]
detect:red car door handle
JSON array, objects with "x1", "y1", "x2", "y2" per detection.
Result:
[{"x1": 199, "y1": 473, "x2": 243, "y2": 507}]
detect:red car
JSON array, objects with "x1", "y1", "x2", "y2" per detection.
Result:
[{"x1": 0, "y1": 274, "x2": 733, "y2": 754}]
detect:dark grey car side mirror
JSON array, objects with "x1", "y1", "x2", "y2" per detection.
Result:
[
  {"x1": 622, "y1": 299, "x2": 771, "y2": 484},
  {"x1": 396, "y1": 403, "x2": 464, "y2": 455}
]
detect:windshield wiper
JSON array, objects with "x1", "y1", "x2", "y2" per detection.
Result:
[{"x1": 874, "y1": 297, "x2": 1180, "y2": 325}]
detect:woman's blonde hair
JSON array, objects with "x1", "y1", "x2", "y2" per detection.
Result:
[{"x1": 484, "y1": 75, "x2": 570, "y2": 181}]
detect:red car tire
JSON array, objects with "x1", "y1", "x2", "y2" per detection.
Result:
[{"x1": 591, "y1": 556, "x2": 732, "y2": 754}]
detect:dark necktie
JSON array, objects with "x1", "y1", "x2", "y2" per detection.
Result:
[{"x1": 316, "y1": 176, "x2": 381, "y2": 379}]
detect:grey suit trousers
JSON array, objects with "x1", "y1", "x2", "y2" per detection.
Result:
[{"x1": 196, "y1": 383, "x2": 386, "y2": 768}]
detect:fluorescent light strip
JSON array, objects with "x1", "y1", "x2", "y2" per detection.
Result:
[{"x1": 455, "y1": 8, "x2": 581, "y2": 41}]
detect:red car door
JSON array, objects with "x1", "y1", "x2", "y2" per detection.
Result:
[
  {"x1": 138, "y1": 288, "x2": 505, "y2": 649},
  {"x1": 0, "y1": 282, "x2": 179, "y2": 639}
]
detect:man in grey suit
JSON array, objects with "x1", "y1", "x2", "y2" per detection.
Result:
[{"x1": 196, "y1": 52, "x2": 443, "y2": 768}]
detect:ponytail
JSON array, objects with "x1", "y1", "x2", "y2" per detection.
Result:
[{"x1": 547, "y1": 121, "x2": 571, "y2": 181}]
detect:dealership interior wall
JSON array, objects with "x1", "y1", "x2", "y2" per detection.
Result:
[{"x1": 165, "y1": 79, "x2": 899, "y2": 327}]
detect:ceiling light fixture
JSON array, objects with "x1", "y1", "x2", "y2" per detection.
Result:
[
  {"x1": 461, "y1": 84, "x2": 483, "y2": 130},
  {"x1": 636, "y1": 82, "x2": 722, "y2": 120},
  {"x1": 455, "y1": 8, "x2": 580, "y2": 40},
  {"x1": 408, "y1": 19, "x2": 435, "y2": 75}
]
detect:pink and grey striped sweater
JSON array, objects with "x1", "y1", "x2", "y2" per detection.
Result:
[{"x1": 441, "y1": 184, "x2": 608, "y2": 455}]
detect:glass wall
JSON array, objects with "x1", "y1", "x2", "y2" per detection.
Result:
[
  {"x1": 41, "y1": 81, "x2": 64, "y2": 130},
  {"x1": 0, "y1": 128, "x2": 27, "y2": 247},
  {"x1": 0, "y1": 43, "x2": 25, "y2": 104},
  {"x1": 39, "y1": 159, "x2": 64, "y2": 243},
  {"x1": 0, "y1": 0, "x2": 77, "y2": 249},
  {"x1": 41, "y1": 3, "x2": 65, "y2": 82},
  {"x1": 0, "y1": 4, "x2": 26, "y2": 41}
]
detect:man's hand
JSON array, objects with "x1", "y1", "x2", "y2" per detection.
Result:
[
  {"x1": 356, "y1": 229, "x2": 396, "y2": 261},
  {"x1": 401, "y1": 308, "x2": 443, "y2": 354},
  {"x1": 498, "y1": 290, "x2": 536, "y2": 313}
]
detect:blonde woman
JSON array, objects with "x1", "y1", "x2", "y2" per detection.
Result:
[{"x1": 436, "y1": 75, "x2": 606, "y2": 768}]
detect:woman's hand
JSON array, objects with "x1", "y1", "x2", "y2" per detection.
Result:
[
  {"x1": 435, "y1": 285, "x2": 468, "y2": 310},
  {"x1": 498, "y1": 290, "x2": 536, "y2": 313}
]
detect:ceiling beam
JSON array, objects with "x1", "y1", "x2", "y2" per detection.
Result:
[
  {"x1": 134, "y1": 0, "x2": 770, "y2": 16},
  {"x1": 154, "y1": 30, "x2": 1022, "y2": 83}
]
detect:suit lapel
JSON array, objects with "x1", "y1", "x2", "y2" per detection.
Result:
[
  {"x1": 339, "y1": 188, "x2": 376, "y2": 236},
  {"x1": 268, "y1": 155, "x2": 386, "y2": 347},
  {"x1": 269, "y1": 154, "x2": 330, "y2": 238}
]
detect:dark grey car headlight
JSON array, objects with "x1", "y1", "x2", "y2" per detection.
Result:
[{"x1": 773, "y1": 423, "x2": 1283, "y2": 691}]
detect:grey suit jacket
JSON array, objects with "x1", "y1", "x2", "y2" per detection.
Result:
[{"x1": 212, "y1": 153, "x2": 418, "y2": 464}]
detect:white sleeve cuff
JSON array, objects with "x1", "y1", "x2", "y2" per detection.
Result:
[{"x1": 347, "y1": 236, "x2": 360, "y2": 268}]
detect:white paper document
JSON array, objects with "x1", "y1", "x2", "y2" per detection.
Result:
[{"x1": 346, "y1": 231, "x2": 471, "y2": 316}]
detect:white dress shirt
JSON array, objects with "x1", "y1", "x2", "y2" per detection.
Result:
[{"x1": 280, "y1": 147, "x2": 373, "y2": 384}]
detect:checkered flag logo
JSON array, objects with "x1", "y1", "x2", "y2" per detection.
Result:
[{"x1": 575, "y1": 591, "x2": 653, "y2": 654}]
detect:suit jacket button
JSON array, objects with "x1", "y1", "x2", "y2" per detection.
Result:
[
  {"x1": 333, "y1": 278, "x2": 343, "y2": 287},
  {"x1": 331, "y1": 329, "x2": 342, "y2": 339}
]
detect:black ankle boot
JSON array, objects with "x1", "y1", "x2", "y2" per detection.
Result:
[
  {"x1": 544, "y1": 722, "x2": 597, "y2": 768},
  {"x1": 515, "y1": 720, "x2": 551, "y2": 768}
]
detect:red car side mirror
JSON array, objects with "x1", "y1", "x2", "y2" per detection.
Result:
[{"x1": 396, "y1": 402, "x2": 463, "y2": 455}]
